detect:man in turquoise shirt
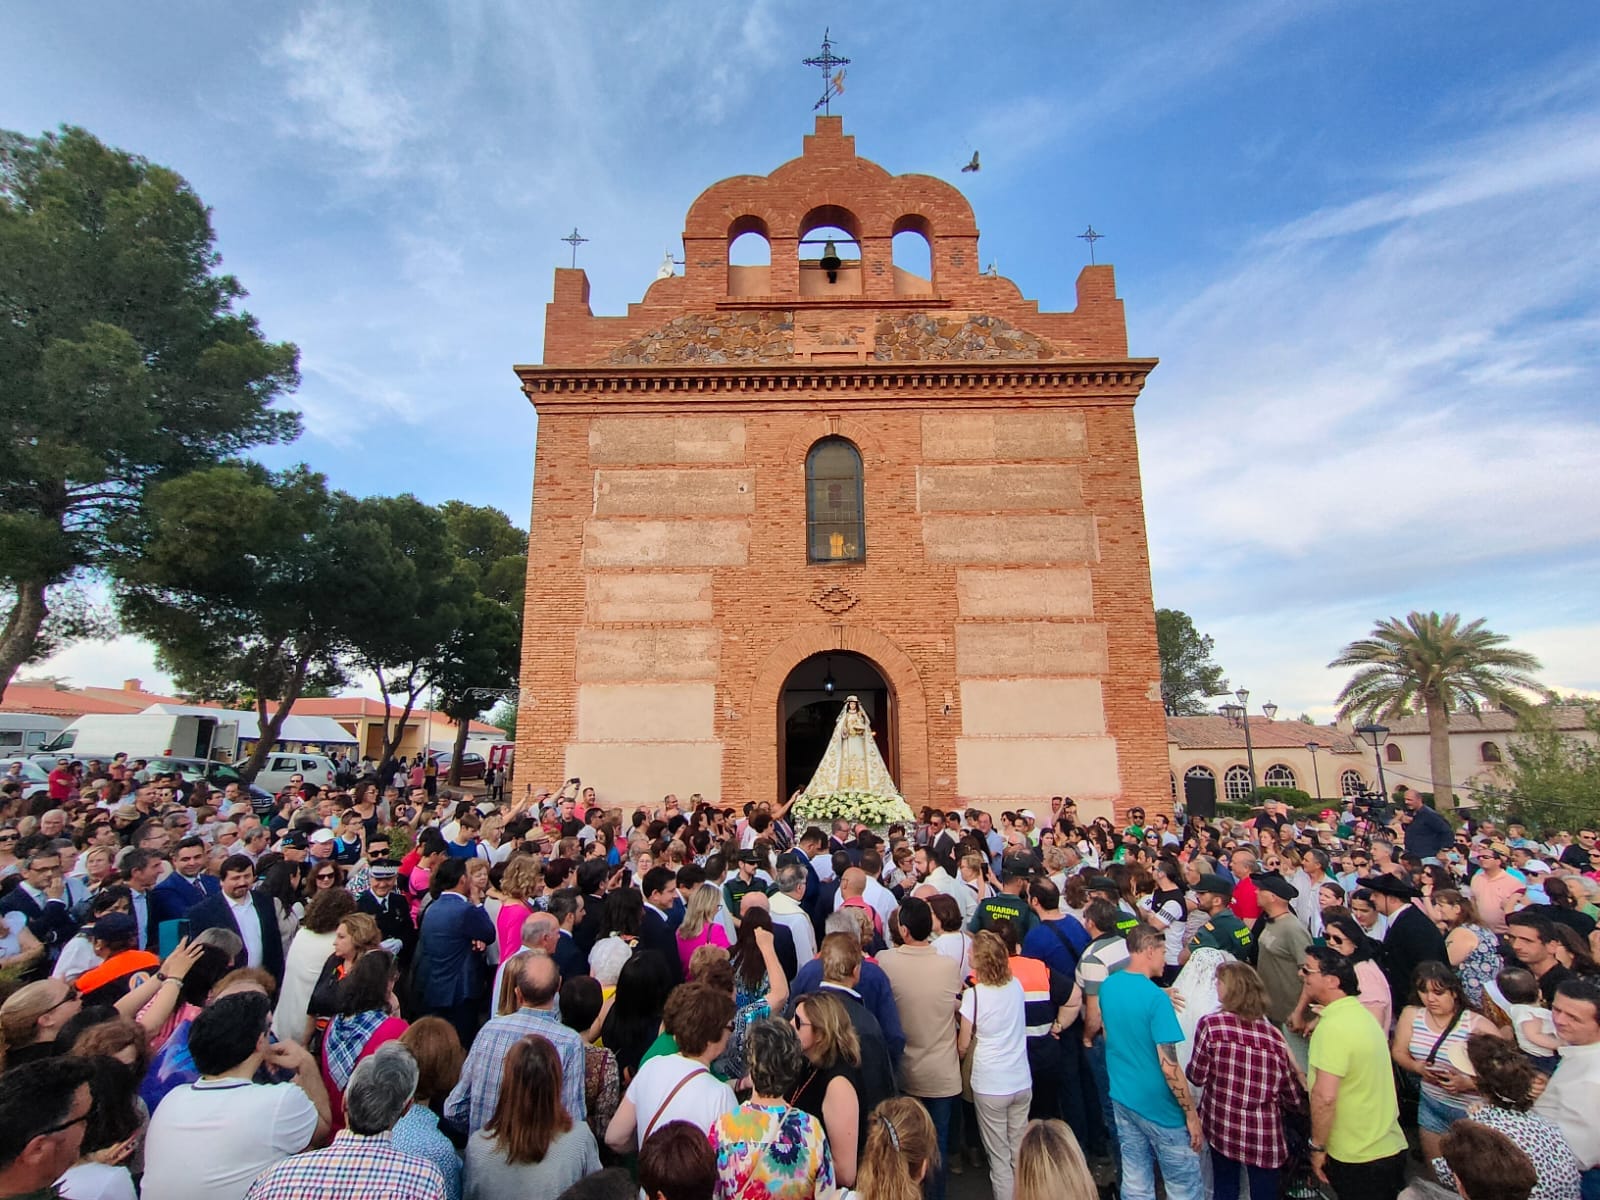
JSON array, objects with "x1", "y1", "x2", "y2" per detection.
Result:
[{"x1": 1099, "y1": 924, "x2": 1204, "y2": 1200}]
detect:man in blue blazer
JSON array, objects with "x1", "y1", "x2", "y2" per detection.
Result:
[
  {"x1": 147, "y1": 836, "x2": 220, "y2": 928},
  {"x1": 0, "y1": 838, "x2": 80, "y2": 977},
  {"x1": 413, "y1": 858, "x2": 496, "y2": 1047},
  {"x1": 637, "y1": 866, "x2": 684, "y2": 985},
  {"x1": 186, "y1": 854, "x2": 285, "y2": 983}
]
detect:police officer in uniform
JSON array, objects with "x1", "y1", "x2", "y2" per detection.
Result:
[
  {"x1": 1186, "y1": 874, "x2": 1254, "y2": 963},
  {"x1": 356, "y1": 860, "x2": 416, "y2": 968}
]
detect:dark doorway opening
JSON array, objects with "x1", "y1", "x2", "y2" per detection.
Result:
[
  {"x1": 1184, "y1": 768, "x2": 1217, "y2": 820},
  {"x1": 779, "y1": 652, "x2": 894, "y2": 800}
]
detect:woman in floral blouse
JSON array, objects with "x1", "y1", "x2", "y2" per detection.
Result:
[{"x1": 709, "y1": 1018, "x2": 833, "y2": 1200}]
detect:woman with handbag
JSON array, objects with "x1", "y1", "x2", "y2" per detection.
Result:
[
  {"x1": 958, "y1": 929, "x2": 1032, "y2": 1200},
  {"x1": 1391, "y1": 960, "x2": 1501, "y2": 1160},
  {"x1": 709, "y1": 1018, "x2": 833, "y2": 1200}
]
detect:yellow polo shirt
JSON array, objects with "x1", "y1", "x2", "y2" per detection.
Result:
[{"x1": 1308, "y1": 994, "x2": 1407, "y2": 1164}]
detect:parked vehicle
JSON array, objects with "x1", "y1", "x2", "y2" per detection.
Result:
[
  {"x1": 142, "y1": 756, "x2": 274, "y2": 806},
  {"x1": 0, "y1": 714, "x2": 68, "y2": 756},
  {"x1": 433, "y1": 750, "x2": 487, "y2": 780},
  {"x1": 0, "y1": 758, "x2": 52, "y2": 803},
  {"x1": 42, "y1": 713, "x2": 238, "y2": 763},
  {"x1": 253, "y1": 753, "x2": 338, "y2": 794}
]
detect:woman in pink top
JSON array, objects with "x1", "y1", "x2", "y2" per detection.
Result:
[
  {"x1": 496, "y1": 856, "x2": 543, "y2": 958},
  {"x1": 676, "y1": 885, "x2": 730, "y2": 977}
]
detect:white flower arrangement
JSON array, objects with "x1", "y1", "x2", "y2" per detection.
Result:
[{"x1": 793, "y1": 789, "x2": 915, "y2": 827}]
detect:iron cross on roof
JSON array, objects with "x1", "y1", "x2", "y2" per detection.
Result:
[
  {"x1": 803, "y1": 28, "x2": 850, "y2": 115},
  {"x1": 561, "y1": 227, "x2": 588, "y2": 268},
  {"x1": 1078, "y1": 225, "x2": 1104, "y2": 265}
]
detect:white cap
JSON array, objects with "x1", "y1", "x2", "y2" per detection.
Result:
[{"x1": 309, "y1": 828, "x2": 337, "y2": 845}]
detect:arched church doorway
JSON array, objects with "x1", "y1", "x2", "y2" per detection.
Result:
[{"x1": 780, "y1": 652, "x2": 895, "y2": 800}]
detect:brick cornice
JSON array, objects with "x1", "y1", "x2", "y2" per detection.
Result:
[{"x1": 516, "y1": 358, "x2": 1157, "y2": 412}]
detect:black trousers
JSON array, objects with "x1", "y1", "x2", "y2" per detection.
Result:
[{"x1": 1325, "y1": 1149, "x2": 1407, "y2": 1200}]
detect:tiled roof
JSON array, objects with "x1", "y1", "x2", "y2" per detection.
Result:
[
  {"x1": 1166, "y1": 716, "x2": 1363, "y2": 754},
  {"x1": 0, "y1": 685, "x2": 143, "y2": 718},
  {"x1": 72, "y1": 685, "x2": 188, "y2": 708},
  {"x1": 1383, "y1": 705, "x2": 1594, "y2": 735}
]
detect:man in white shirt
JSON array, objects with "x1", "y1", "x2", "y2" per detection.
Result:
[
  {"x1": 769, "y1": 860, "x2": 818, "y2": 965},
  {"x1": 1534, "y1": 977, "x2": 1600, "y2": 1188},
  {"x1": 186, "y1": 855, "x2": 284, "y2": 979},
  {"x1": 799, "y1": 828, "x2": 836, "y2": 883},
  {"x1": 143, "y1": 990, "x2": 330, "y2": 1200},
  {"x1": 916, "y1": 845, "x2": 977, "y2": 924}
]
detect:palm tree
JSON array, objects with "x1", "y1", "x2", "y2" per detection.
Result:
[{"x1": 1329, "y1": 612, "x2": 1545, "y2": 811}]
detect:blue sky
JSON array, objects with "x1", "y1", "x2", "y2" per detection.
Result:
[{"x1": 7, "y1": 1, "x2": 1599, "y2": 717}]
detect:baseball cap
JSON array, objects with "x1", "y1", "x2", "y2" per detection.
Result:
[
  {"x1": 1018, "y1": 809, "x2": 1038, "y2": 822},
  {"x1": 1193, "y1": 873, "x2": 1235, "y2": 899},
  {"x1": 1000, "y1": 851, "x2": 1040, "y2": 881},
  {"x1": 90, "y1": 913, "x2": 139, "y2": 942},
  {"x1": 1254, "y1": 873, "x2": 1299, "y2": 901},
  {"x1": 309, "y1": 828, "x2": 337, "y2": 845},
  {"x1": 1084, "y1": 875, "x2": 1120, "y2": 894}
]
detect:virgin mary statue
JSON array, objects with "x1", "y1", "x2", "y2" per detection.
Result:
[{"x1": 802, "y1": 696, "x2": 900, "y2": 798}]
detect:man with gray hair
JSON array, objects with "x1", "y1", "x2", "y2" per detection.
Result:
[
  {"x1": 243, "y1": 1043, "x2": 448, "y2": 1198},
  {"x1": 768, "y1": 861, "x2": 817, "y2": 964},
  {"x1": 785, "y1": 910, "x2": 905, "y2": 1062},
  {"x1": 490, "y1": 910, "x2": 559, "y2": 1007}
]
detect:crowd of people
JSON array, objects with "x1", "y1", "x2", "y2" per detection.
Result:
[{"x1": 1, "y1": 757, "x2": 1597, "y2": 1200}]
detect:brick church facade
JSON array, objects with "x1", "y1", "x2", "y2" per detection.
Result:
[{"x1": 516, "y1": 117, "x2": 1165, "y2": 822}]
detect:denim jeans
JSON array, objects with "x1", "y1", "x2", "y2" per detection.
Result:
[
  {"x1": 915, "y1": 1093, "x2": 958, "y2": 1200},
  {"x1": 1112, "y1": 1101, "x2": 1204, "y2": 1200},
  {"x1": 1085, "y1": 1034, "x2": 1119, "y2": 1158},
  {"x1": 1210, "y1": 1149, "x2": 1278, "y2": 1200},
  {"x1": 1582, "y1": 1167, "x2": 1600, "y2": 1200}
]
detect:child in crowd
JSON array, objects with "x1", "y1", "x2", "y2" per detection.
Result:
[{"x1": 1487, "y1": 968, "x2": 1560, "y2": 1074}]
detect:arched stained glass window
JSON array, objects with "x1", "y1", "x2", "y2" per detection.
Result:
[{"x1": 806, "y1": 438, "x2": 865, "y2": 562}]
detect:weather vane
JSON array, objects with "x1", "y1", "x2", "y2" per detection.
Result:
[
  {"x1": 803, "y1": 28, "x2": 849, "y2": 114},
  {"x1": 561, "y1": 227, "x2": 589, "y2": 268},
  {"x1": 1077, "y1": 225, "x2": 1104, "y2": 265}
]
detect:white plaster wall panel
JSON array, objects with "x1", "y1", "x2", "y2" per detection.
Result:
[
  {"x1": 955, "y1": 568, "x2": 1094, "y2": 618},
  {"x1": 959, "y1": 679, "x2": 1107, "y2": 737},
  {"x1": 577, "y1": 683, "x2": 716, "y2": 741}
]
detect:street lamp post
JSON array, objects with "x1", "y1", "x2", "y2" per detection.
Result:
[
  {"x1": 1235, "y1": 687, "x2": 1259, "y2": 791},
  {"x1": 1305, "y1": 742, "x2": 1322, "y2": 803},
  {"x1": 1356, "y1": 723, "x2": 1392, "y2": 803},
  {"x1": 1218, "y1": 690, "x2": 1279, "y2": 795}
]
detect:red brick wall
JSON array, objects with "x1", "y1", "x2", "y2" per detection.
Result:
[{"x1": 515, "y1": 119, "x2": 1167, "y2": 821}]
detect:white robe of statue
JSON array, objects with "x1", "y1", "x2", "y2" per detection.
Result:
[{"x1": 803, "y1": 695, "x2": 900, "y2": 798}]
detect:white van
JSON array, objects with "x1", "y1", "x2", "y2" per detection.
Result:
[
  {"x1": 42, "y1": 713, "x2": 238, "y2": 763},
  {"x1": 0, "y1": 713, "x2": 68, "y2": 756}
]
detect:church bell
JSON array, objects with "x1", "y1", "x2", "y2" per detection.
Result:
[{"x1": 819, "y1": 239, "x2": 842, "y2": 283}]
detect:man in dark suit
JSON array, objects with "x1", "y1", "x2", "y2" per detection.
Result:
[
  {"x1": 572, "y1": 859, "x2": 609, "y2": 959},
  {"x1": 356, "y1": 861, "x2": 417, "y2": 967},
  {"x1": 1360, "y1": 873, "x2": 1447, "y2": 1004},
  {"x1": 413, "y1": 857, "x2": 496, "y2": 1047},
  {"x1": 0, "y1": 838, "x2": 79, "y2": 976},
  {"x1": 186, "y1": 854, "x2": 285, "y2": 982},
  {"x1": 548, "y1": 889, "x2": 589, "y2": 981},
  {"x1": 638, "y1": 866, "x2": 683, "y2": 985},
  {"x1": 148, "y1": 836, "x2": 220, "y2": 928}
]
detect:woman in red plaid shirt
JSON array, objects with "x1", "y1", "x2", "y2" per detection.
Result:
[{"x1": 1185, "y1": 961, "x2": 1307, "y2": 1200}]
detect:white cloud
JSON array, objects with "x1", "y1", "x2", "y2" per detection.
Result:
[{"x1": 270, "y1": 0, "x2": 421, "y2": 178}]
